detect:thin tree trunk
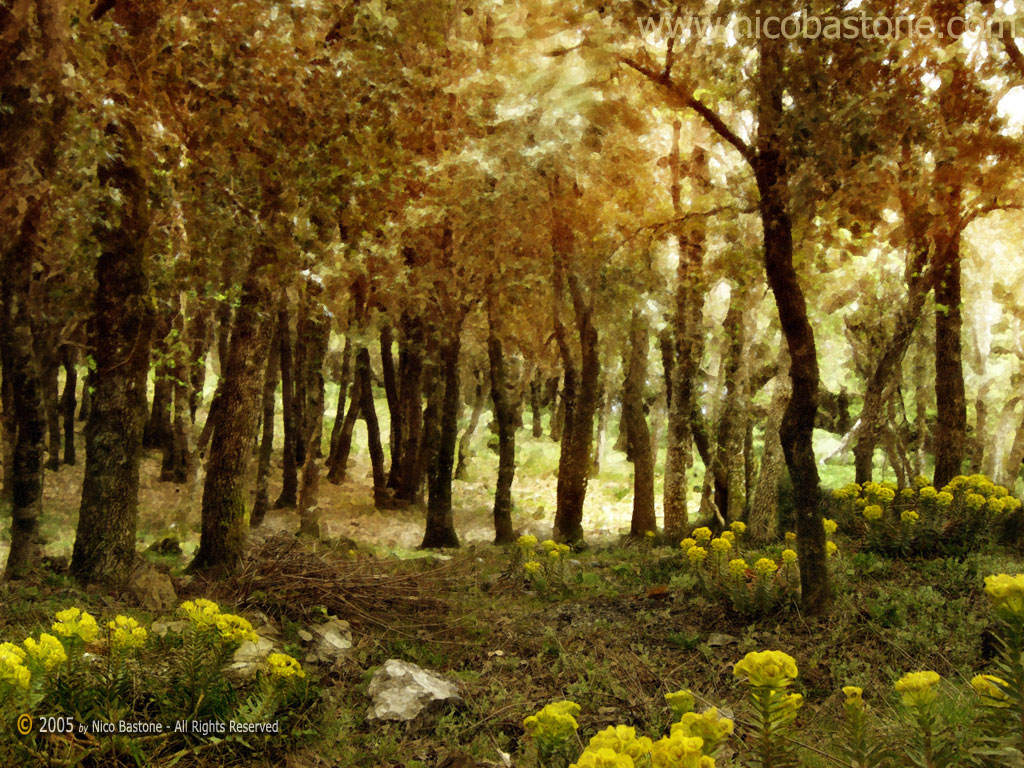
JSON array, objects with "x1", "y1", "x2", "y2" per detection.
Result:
[
  {"x1": 421, "y1": 332, "x2": 462, "y2": 548},
  {"x1": 327, "y1": 337, "x2": 353, "y2": 471},
  {"x1": 0, "y1": 365, "x2": 14, "y2": 503},
  {"x1": 274, "y1": 303, "x2": 299, "y2": 508},
  {"x1": 60, "y1": 344, "x2": 77, "y2": 465},
  {"x1": 298, "y1": 432, "x2": 321, "y2": 538},
  {"x1": 591, "y1": 374, "x2": 609, "y2": 476},
  {"x1": 326, "y1": 367, "x2": 360, "y2": 484},
  {"x1": 355, "y1": 346, "x2": 388, "y2": 507},
  {"x1": 530, "y1": 369, "x2": 544, "y2": 438},
  {"x1": 933, "y1": 251, "x2": 966, "y2": 487},
  {"x1": 413, "y1": 361, "x2": 441, "y2": 507},
  {"x1": 380, "y1": 325, "x2": 400, "y2": 476},
  {"x1": 487, "y1": 305, "x2": 516, "y2": 544},
  {"x1": 550, "y1": 380, "x2": 566, "y2": 443},
  {"x1": 251, "y1": 315, "x2": 280, "y2": 528},
  {"x1": 394, "y1": 321, "x2": 425, "y2": 502},
  {"x1": 78, "y1": 377, "x2": 91, "y2": 422},
  {"x1": 189, "y1": 247, "x2": 277, "y2": 575},
  {"x1": 623, "y1": 311, "x2": 656, "y2": 537},
  {"x1": 749, "y1": 365, "x2": 790, "y2": 545},
  {"x1": 454, "y1": 369, "x2": 486, "y2": 480},
  {"x1": 36, "y1": 344, "x2": 61, "y2": 472}
]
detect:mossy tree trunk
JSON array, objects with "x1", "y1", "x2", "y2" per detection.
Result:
[
  {"x1": 623, "y1": 311, "x2": 656, "y2": 537},
  {"x1": 422, "y1": 328, "x2": 462, "y2": 549},
  {"x1": 487, "y1": 302, "x2": 516, "y2": 544}
]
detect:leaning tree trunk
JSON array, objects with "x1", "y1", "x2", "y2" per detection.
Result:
[
  {"x1": 933, "y1": 252, "x2": 966, "y2": 488},
  {"x1": 454, "y1": 369, "x2": 486, "y2": 480},
  {"x1": 60, "y1": 344, "x2": 76, "y2": 465},
  {"x1": 421, "y1": 331, "x2": 462, "y2": 548},
  {"x1": 251, "y1": 314, "x2": 280, "y2": 528},
  {"x1": 488, "y1": 304, "x2": 517, "y2": 544},
  {"x1": 71, "y1": 124, "x2": 156, "y2": 587},
  {"x1": 622, "y1": 311, "x2": 656, "y2": 537},
  {"x1": 663, "y1": 122, "x2": 709, "y2": 542},
  {"x1": 189, "y1": 247, "x2": 277, "y2": 576},
  {"x1": 274, "y1": 302, "x2": 299, "y2": 508},
  {"x1": 326, "y1": 370, "x2": 360, "y2": 484},
  {"x1": 355, "y1": 346, "x2": 388, "y2": 507},
  {"x1": 749, "y1": 364, "x2": 790, "y2": 545}
]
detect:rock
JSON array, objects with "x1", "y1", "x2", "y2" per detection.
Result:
[
  {"x1": 146, "y1": 537, "x2": 182, "y2": 556},
  {"x1": 303, "y1": 617, "x2": 352, "y2": 666},
  {"x1": 227, "y1": 635, "x2": 276, "y2": 679},
  {"x1": 707, "y1": 632, "x2": 740, "y2": 647},
  {"x1": 366, "y1": 659, "x2": 463, "y2": 724},
  {"x1": 128, "y1": 563, "x2": 178, "y2": 611}
]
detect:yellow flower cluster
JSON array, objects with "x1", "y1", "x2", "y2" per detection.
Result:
[
  {"x1": 729, "y1": 521, "x2": 746, "y2": 535},
  {"x1": 754, "y1": 557, "x2": 777, "y2": 576},
  {"x1": 823, "y1": 518, "x2": 838, "y2": 535},
  {"x1": 585, "y1": 725, "x2": 653, "y2": 760},
  {"x1": 720, "y1": 530, "x2": 735, "y2": 544},
  {"x1": 542, "y1": 540, "x2": 572, "y2": 556},
  {"x1": 863, "y1": 505, "x2": 883, "y2": 521},
  {"x1": 842, "y1": 685, "x2": 864, "y2": 710},
  {"x1": 781, "y1": 549, "x2": 797, "y2": 565},
  {"x1": 710, "y1": 538, "x2": 732, "y2": 554},
  {"x1": 900, "y1": 509, "x2": 919, "y2": 524},
  {"x1": 965, "y1": 493, "x2": 986, "y2": 511},
  {"x1": 266, "y1": 652, "x2": 305, "y2": 679},
  {"x1": 733, "y1": 650, "x2": 798, "y2": 687},
  {"x1": 524, "y1": 700, "x2": 581, "y2": 750},
  {"x1": 517, "y1": 534, "x2": 538, "y2": 548},
  {"x1": 664, "y1": 689, "x2": 695, "y2": 717},
  {"x1": 680, "y1": 538, "x2": 697, "y2": 551},
  {"x1": 179, "y1": 600, "x2": 257, "y2": 643},
  {"x1": 784, "y1": 532, "x2": 797, "y2": 544},
  {"x1": 0, "y1": 642, "x2": 31, "y2": 689},
  {"x1": 984, "y1": 573, "x2": 1024, "y2": 616},
  {"x1": 826, "y1": 541, "x2": 838, "y2": 557},
  {"x1": 935, "y1": 491, "x2": 954, "y2": 507},
  {"x1": 970, "y1": 674, "x2": 1009, "y2": 707},
  {"x1": 687, "y1": 546, "x2": 708, "y2": 565},
  {"x1": 894, "y1": 671, "x2": 941, "y2": 707},
  {"x1": 571, "y1": 747, "x2": 637, "y2": 768},
  {"x1": 524, "y1": 561, "x2": 541, "y2": 574},
  {"x1": 23, "y1": 633, "x2": 67, "y2": 670},
  {"x1": 649, "y1": 731, "x2": 715, "y2": 768},
  {"x1": 52, "y1": 607, "x2": 99, "y2": 643},
  {"x1": 919, "y1": 486, "x2": 938, "y2": 500},
  {"x1": 108, "y1": 616, "x2": 148, "y2": 650},
  {"x1": 671, "y1": 706, "x2": 735, "y2": 748},
  {"x1": 692, "y1": 528, "x2": 713, "y2": 545},
  {"x1": 728, "y1": 558, "x2": 748, "y2": 576},
  {"x1": 831, "y1": 483, "x2": 861, "y2": 500},
  {"x1": 180, "y1": 598, "x2": 221, "y2": 627}
]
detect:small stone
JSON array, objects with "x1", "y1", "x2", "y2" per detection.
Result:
[
  {"x1": 366, "y1": 659, "x2": 462, "y2": 725},
  {"x1": 707, "y1": 632, "x2": 739, "y2": 647},
  {"x1": 298, "y1": 630, "x2": 314, "y2": 642},
  {"x1": 127, "y1": 563, "x2": 177, "y2": 612}
]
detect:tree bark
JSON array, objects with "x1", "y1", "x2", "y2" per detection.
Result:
[
  {"x1": 454, "y1": 369, "x2": 486, "y2": 480},
  {"x1": 326, "y1": 365, "x2": 360, "y2": 484},
  {"x1": 749, "y1": 364, "x2": 790, "y2": 545},
  {"x1": 530, "y1": 369, "x2": 544, "y2": 438},
  {"x1": 933, "y1": 253, "x2": 966, "y2": 487},
  {"x1": 71, "y1": 121, "x2": 156, "y2": 587},
  {"x1": 251, "y1": 314, "x2": 280, "y2": 528},
  {"x1": 379, "y1": 324, "x2": 400, "y2": 475},
  {"x1": 355, "y1": 346, "x2": 388, "y2": 507},
  {"x1": 298, "y1": 431, "x2": 321, "y2": 538},
  {"x1": 60, "y1": 344, "x2": 76, "y2": 465},
  {"x1": 189, "y1": 247, "x2": 277, "y2": 576},
  {"x1": 421, "y1": 332, "x2": 462, "y2": 548},
  {"x1": 623, "y1": 311, "x2": 656, "y2": 536},
  {"x1": 327, "y1": 337, "x2": 353, "y2": 472},
  {"x1": 487, "y1": 306, "x2": 516, "y2": 545},
  {"x1": 394, "y1": 319, "x2": 425, "y2": 502}
]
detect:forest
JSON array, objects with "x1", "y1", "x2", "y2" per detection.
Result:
[{"x1": 4, "y1": 0, "x2": 1024, "y2": 766}]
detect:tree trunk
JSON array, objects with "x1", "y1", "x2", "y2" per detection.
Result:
[
  {"x1": 454, "y1": 369, "x2": 486, "y2": 480},
  {"x1": 413, "y1": 361, "x2": 441, "y2": 507},
  {"x1": 71, "y1": 122, "x2": 156, "y2": 587},
  {"x1": 663, "y1": 122, "x2": 709, "y2": 542},
  {"x1": 160, "y1": 297, "x2": 197, "y2": 484},
  {"x1": 394, "y1": 320, "x2": 425, "y2": 502},
  {"x1": 274, "y1": 303, "x2": 299, "y2": 508},
  {"x1": 754, "y1": 31, "x2": 828, "y2": 615},
  {"x1": 933, "y1": 253, "x2": 966, "y2": 487},
  {"x1": 550, "y1": 380, "x2": 566, "y2": 443},
  {"x1": 189, "y1": 248, "x2": 277, "y2": 576},
  {"x1": 78, "y1": 376, "x2": 91, "y2": 422},
  {"x1": 35, "y1": 343, "x2": 61, "y2": 472},
  {"x1": 355, "y1": 346, "x2": 388, "y2": 507},
  {"x1": 143, "y1": 310, "x2": 174, "y2": 452},
  {"x1": 487, "y1": 306, "x2": 516, "y2": 545},
  {"x1": 298, "y1": 432, "x2": 321, "y2": 538},
  {"x1": 0, "y1": 364, "x2": 15, "y2": 503},
  {"x1": 530, "y1": 369, "x2": 544, "y2": 438},
  {"x1": 326, "y1": 365, "x2": 360, "y2": 484},
  {"x1": 421, "y1": 333, "x2": 462, "y2": 548},
  {"x1": 380, "y1": 325, "x2": 400, "y2": 475},
  {"x1": 623, "y1": 311, "x2": 656, "y2": 537},
  {"x1": 327, "y1": 337, "x2": 353, "y2": 471},
  {"x1": 749, "y1": 365, "x2": 790, "y2": 545},
  {"x1": 708, "y1": 283, "x2": 748, "y2": 523},
  {"x1": 187, "y1": 306, "x2": 209, "y2": 422},
  {"x1": 251, "y1": 315, "x2": 280, "y2": 528},
  {"x1": 60, "y1": 344, "x2": 77, "y2": 465},
  {"x1": 591, "y1": 375, "x2": 609, "y2": 476}
]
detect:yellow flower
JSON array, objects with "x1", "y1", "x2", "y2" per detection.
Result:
[
  {"x1": 984, "y1": 573, "x2": 1024, "y2": 616},
  {"x1": 648, "y1": 731, "x2": 708, "y2": 768},
  {"x1": 784, "y1": 531, "x2": 797, "y2": 543},
  {"x1": 894, "y1": 671, "x2": 941, "y2": 707},
  {"x1": 517, "y1": 534, "x2": 538, "y2": 548},
  {"x1": 692, "y1": 527, "x2": 712, "y2": 545},
  {"x1": 822, "y1": 518, "x2": 838, "y2": 535},
  {"x1": 571, "y1": 747, "x2": 636, "y2": 768},
  {"x1": 965, "y1": 493, "x2": 986, "y2": 511},
  {"x1": 644, "y1": 531, "x2": 656, "y2": 539},
  {"x1": 524, "y1": 560, "x2": 541, "y2": 574},
  {"x1": 586, "y1": 724, "x2": 653, "y2": 759},
  {"x1": 826, "y1": 541, "x2": 838, "y2": 557},
  {"x1": 781, "y1": 549, "x2": 798, "y2": 565},
  {"x1": 936, "y1": 492, "x2": 954, "y2": 508},
  {"x1": 971, "y1": 674, "x2": 1009, "y2": 707},
  {"x1": 687, "y1": 546, "x2": 708, "y2": 565},
  {"x1": 180, "y1": 598, "x2": 221, "y2": 627},
  {"x1": 108, "y1": 616, "x2": 148, "y2": 650},
  {"x1": 733, "y1": 650, "x2": 798, "y2": 687},
  {"x1": 213, "y1": 613, "x2": 258, "y2": 644},
  {"x1": 842, "y1": 685, "x2": 864, "y2": 710},
  {"x1": 557, "y1": 543, "x2": 571, "y2": 554},
  {"x1": 993, "y1": 485, "x2": 1009, "y2": 498},
  {"x1": 728, "y1": 558, "x2": 748, "y2": 576},
  {"x1": 665, "y1": 689, "x2": 695, "y2": 717},
  {"x1": 710, "y1": 538, "x2": 732, "y2": 553},
  {"x1": 720, "y1": 530, "x2": 736, "y2": 544},
  {"x1": 541, "y1": 539, "x2": 558, "y2": 551},
  {"x1": 679, "y1": 538, "x2": 697, "y2": 551},
  {"x1": 901, "y1": 509, "x2": 919, "y2": 524},
  {"x1": 876, "y1": 487, "x2": 896, "y2": 502},
  {"x1": 266, "y1": 652, "x2": 305, "y2": 679},
  {"x1": 0, "y1": 642, "x2": 30, "y2": 689},
  {"x1": 52, "y1": 607, "x2": 99, "y2": 643},
  {"x1": 525, "y1": 701, "x2": 581, "y2": 752},
  {"x1": 729, "y1": 521, "x2": 747, "y2": 535},
  {"x1": 671, "y1": 706, "x2": 735, "y2": 747},
  {"x1": 22, "y1": 633, "x2": 67, "y2": 670},
  {"x1": 863, "y1": 505, "x2": 883, "y2": 521},
  {"x1": 900, "y1": 488, "x2": 916, "y2": 500},
  {"x1": 549, "y1": 549, "x2": 561, "y2": 559},
  {"x1": 754, "y1": 557, "x2": 777, "y2": 575},
  {"x1": 919, "y1": 486, "x2": 937, "y2": 500}
]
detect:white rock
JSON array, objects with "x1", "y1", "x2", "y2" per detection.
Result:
[{"x1": 366, "y1": 659, "x2": 462, "y2": 723}]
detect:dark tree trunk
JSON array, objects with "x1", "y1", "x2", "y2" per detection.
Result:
[
  {"x1": 1, "y1": 363, "x2": 15, "y2": 503},
  {"x1": 143, "y1": 310, "x2": 174, "y2": 452},
  {"x1": 933, "y1": 253, "x2": 966, "y2": 488},
  {"x1": 379, "y1": 325, "x2": 400, "y2": 474},
  {"x1": 187, "y1": 306, "x2": 209, "y2": 422},
  {"x1": 355, "y1": 347, "x2": 388, "y2": 507},
  {"x1": 189, "y1": 248, "x2": 277, "y2": 576},
  {"x1": 160, "y1": 298, "x2": 196, "y2": 484},
  {"x1": 326, "y1": 371, "x2": 360, "y2": 484},
  {"x1": 591, "y1": 375, "x2": 609, "y2": 476},
  {"x1": 530, "y1": 369, "x2": 544, "y2": 438},
  {"x1": 299, "y1": 299, "x2": 329, "y2": 459},
  {"x1": 35, "y1": 342, "x2": 61, "y2": 472},
  {"x1": 663, "y1": 123, "x2": 708, "y2": 542},
  {"x1": 215, "y1": 299, "x2": 232, "y2": 381},
  {"x1": 60, "y1": 344, "x2": 77, "y2": 465},
  {"x1": 71, "y1": 124, "x2": 156, "y2": 587},
  {"x1": 421, "y1": 332, "x2": 461, "y2": 548},
  {"x1": 292, "y1": 304, "x2": 308, "y2": 467},
  {"x1": 454, "y1": 369, "x2": 485, "y2": 480},
  {"x1": 327, "y1": 337, "x2": 353, "y2": 471},
  {"x1": 749, "y1": 360, "x2": 789, "y2": 545},
  {"x1": 251, "y1": 315, "x2": 280, "y2": 528},
  {"x1": 708, "y1": 284, "x2": 748, "y2": 523},
  {"x1": 487, "y1": 307, "x2": 516, "y2": 545},
  {"x1": 413, "y1": 361, "x2": 441, "y2": 506},
  {"x1": 623, "y1": 311, "x2": 656, "y2": 537},
  {"x1": 78, "y1": 377, "x2": 91, "y2": 422},
  {"x1": 1, "y1": 202, "x2": 48, "y2": 579},
  {"x1": 298, "y1": 432, "x2": 321, "y2": 538},
  {"x1": 393, "y1": 320, "x2": 425, "y2": 502},
  {"x1": 549, "y1": 379, "x2": 566, "y2": 443},
  {"x1": 274, "y1": 303, "x2": 299, "y2": 508},
  {"x1": 753, "y1": 33, "x2": 828, "y2": 615}
]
